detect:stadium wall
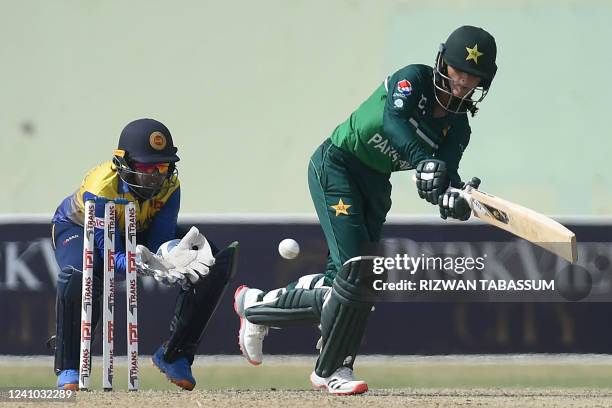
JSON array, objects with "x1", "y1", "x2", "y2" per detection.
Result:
[{"x1": 1, "y1": 215, "x2": 610, "y2": 356}]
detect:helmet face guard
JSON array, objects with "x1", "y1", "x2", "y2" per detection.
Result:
[
  {"x1": 433, "y1": 51, "x2": 489, "y2": 115},
  {"x1": 113, "y1": 154, "x2": 178, "y2": 200}
]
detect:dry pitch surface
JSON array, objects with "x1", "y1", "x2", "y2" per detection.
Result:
[
  {"x1": 33, "y1": 389, "x2": 612, "y2": 408},
  {"x1": 2, "y1": 355, "x2": 612, "y2": 407}
]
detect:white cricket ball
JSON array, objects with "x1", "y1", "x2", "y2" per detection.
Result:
[{"x1": 278, "y1": 238, "x2": 300, "y2": 260}]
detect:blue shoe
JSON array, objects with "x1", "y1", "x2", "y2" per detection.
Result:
[
  {"x1": 57, "y1": 369, "x2": 79, "y2": 390},
  {"x1": 152, "y1": 346, "x2": 196, "y2": 390}
]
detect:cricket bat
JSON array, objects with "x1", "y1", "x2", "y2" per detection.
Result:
[{"x1": 415, "y1": 176, "x2": 578, "y2": 263}]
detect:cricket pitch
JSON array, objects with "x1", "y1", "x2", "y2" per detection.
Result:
[{"x1": 2, "y1": 355, "x2": 612, "y2": 407}]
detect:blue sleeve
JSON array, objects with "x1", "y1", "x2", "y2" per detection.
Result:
[
  {"x1": 146, "y1": 187, "x2": 180, "y2": 253},
  {"x1": 84, "y1": 191, "x2": 127, "y2": 277}
]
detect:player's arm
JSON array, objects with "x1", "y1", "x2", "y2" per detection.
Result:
[
  {"x1": 382, "y1": 70, "x2": 432, "y2": 168},
  {"x1": 436, "y1": 120, "x2": 471, "y2": 188},
  {"x1": 146, "y1": 187, "x2": 180, "y2": 252},
  {"x1": 436, "y1": 126, "x2": 475, "y2": 221},
  {"x1": 84, "y1": 191, "x2": 128, "y2": 276},
  {"x1": 383, "y1": 70, "x2": 450, "y2": 204}
]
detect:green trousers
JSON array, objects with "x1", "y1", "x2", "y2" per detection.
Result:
[
  {"x1": 308, "y1": 138, "x2": 392, "y2": 281},
  {"x1": 246, "y1": 140, "x2": 392, "y2": 374}
]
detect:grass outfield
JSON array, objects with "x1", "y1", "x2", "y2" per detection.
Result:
[
  {"x1": 2, "y1": 355, "x2": 612, "y2": 391},
  {"x1": 3, "y1": 356, "x2": 612, "y2": 408}
]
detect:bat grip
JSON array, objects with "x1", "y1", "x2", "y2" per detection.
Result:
[{"x1": 467, "y1": 177, "x2": 481, "y2": 189}]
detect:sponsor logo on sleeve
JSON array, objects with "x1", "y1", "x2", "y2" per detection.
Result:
[{"x1": 396, "y1": 79, "x2": 412, "y2": 96}]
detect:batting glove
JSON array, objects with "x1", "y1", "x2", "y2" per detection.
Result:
[{"x1": 415, "y1": 159, "x2": 450, "y2": 205}]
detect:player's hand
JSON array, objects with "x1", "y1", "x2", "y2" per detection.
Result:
[
  {"x1": 161, "y1": 226, "x2": 216, "y2": 284},
  {"x1": 136, "y1": 245, "x2": 174, "y2": 276},
  {"x1": 415, "y1": 159, "x2": 449, "y2": 205},
  {"x1": 439, "y1": 190, "x2": 471, "y2": 221},
  {"x1": 153, "y1": 269, "x2": 186, "y2": 287},
  {"x1": 136, "y1": 245, "x2": 185, "y2": 286}
]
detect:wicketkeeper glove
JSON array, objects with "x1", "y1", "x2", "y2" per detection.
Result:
[
  {"x1": 415, "y1": 159, "x2": 450, "y2": 205},
  {"x1": 162, "y1": 226, "x2": 215, "y2": 283},
  {"x1": 135, "y1": 246, "x2": 185, "y2": 286},
  {"x1": 135, "y1": 227, "x2": 216, "y2": 288}
]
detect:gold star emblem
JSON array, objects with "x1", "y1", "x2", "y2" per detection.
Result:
[
  {"x1": 443, "y1": 126, "x2": 451, "y2": 137},
  {"x1": 330, "y1": 198, "x2": 351, "y2": 216},
  {"x1": 465, "y1": 44, "x2": 484, "y2": 64}
]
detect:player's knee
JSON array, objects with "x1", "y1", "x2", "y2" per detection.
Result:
[
  {"x1": 208, "y1": 260, "x2": 231, "y2": 282},
  {"x1": 295, "y1": 274, "x2": 326, "y2": 289},
  {"x1": 58, "y1": 267, "x2": 102, "y2": 301},
  {"x1": 333, "y1": 256, "x2": 379, "y2": 305},
  {"x1": 206, "y1": 241, "x2": 238, "y2": 282}
]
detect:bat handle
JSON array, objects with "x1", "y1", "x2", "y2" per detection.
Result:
[{"x1": 467, "y1": 177, "x2": 481, "y2": 189}]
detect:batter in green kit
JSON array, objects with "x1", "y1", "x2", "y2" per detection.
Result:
[
  {"x1": 234, "y1": 26, "x2": 499, "y2": 395},
  {"x1": 312, "y1": 64, "x2": 472, "y2": 281}
]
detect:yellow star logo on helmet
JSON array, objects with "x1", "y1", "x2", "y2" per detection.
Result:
[{"x1": 465, "y1": 44, "x2": 484, "y2": 64}]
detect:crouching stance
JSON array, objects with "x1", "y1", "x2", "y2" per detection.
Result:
[{"x1": 51, "y1": 118, "x2": 238, "y2": 390}]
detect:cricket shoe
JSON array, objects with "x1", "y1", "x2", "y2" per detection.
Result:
[
  {"x1": 234, "y1": 285, "x2": 268, "y2": 365},
  {"x1": 56, "y1": 369, "x2": 79, "y2": 391},
  {"x1": 310, "y1": 367, "x2": 369, "y2": 395},
  {"x1": 152, "y1": 346, "x2": 196, "y2": 390}
]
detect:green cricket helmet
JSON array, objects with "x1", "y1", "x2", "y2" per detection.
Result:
[
  {"x1": 112, "y1": 118, "x2": 179, "y2": 200},
  {"x1": 433, "y1": 26, "x2": 498, "y2": 115}
]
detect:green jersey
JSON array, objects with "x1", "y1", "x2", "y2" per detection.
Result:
[{"x1": 330, "y1": 64, "x2": 471, "y2": 186}]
